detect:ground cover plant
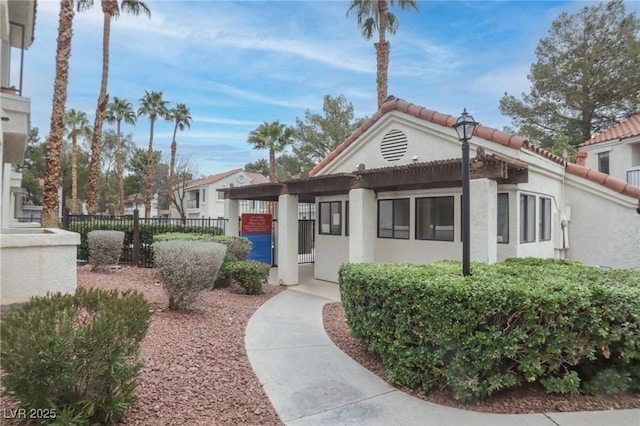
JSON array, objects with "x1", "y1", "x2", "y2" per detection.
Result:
[
  {"x1": 0, "y1": 288, "x2": 150, "y2": 424},
  {"x1": 339, "y1": 258, "x2": 640, "y2": 402}
]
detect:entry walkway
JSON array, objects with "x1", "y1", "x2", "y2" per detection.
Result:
[{"x1": 250, "y1": 268, "x2": 639, "y2": 425}]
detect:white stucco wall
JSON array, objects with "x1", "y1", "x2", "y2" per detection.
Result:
[
  {"x1": 564, "y1": 177, "x2": 640, "y2": 269},
  {"x1": 581, "y1": 138, "x2": 640, "y2": 183},
  {"x1": 313, "y1": 195, "x2": 349, "y2": 282},
  {"x1": 1, "y1": 228, "x2": 80, "y2": 305}
]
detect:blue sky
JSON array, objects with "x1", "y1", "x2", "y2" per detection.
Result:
[{"x1": 22, "y1": 0, "x2": 626, "y2": 178}]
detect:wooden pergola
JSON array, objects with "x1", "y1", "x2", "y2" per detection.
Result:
[{"x1": 218, "y1": 153, "x2": 528, "y2": 202}]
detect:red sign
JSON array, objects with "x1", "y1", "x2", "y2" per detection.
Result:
[{"x1": 241, "y1": 214, "x2": 272, "y2": 234}]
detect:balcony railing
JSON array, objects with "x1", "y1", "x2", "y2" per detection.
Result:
[
  {"x1": 627, "y1": 167, "x2": 640, "y2": 187},
  {"x1": 186, "y1": 199, "x2": 199, "y2": 209},
  {"x1": 1, "y1": 21, "x2": 26, "y2": 96}
]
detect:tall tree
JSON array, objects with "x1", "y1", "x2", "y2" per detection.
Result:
[
  {"x1": 247, "y1": 120, "x2": 295, "y2": 183},
  {"x1": 106, "y1": 97, "x2": 136, "y2": 214},
  {"x1": 500, "y1": 0, "x2": 640, "y2": 148},
  {"x1": 84, "y1": 0, "x2": 150, "y2": 214},
  {"x1": 138, "y1": 90, "x2": 169, "y2": 219},
  {"x1": 64, "y1": 109, "x2": 92, "y2": 214},
  {"x1": 18, "y1": 128, "x2": 46, "y2": 207},
  {"x1": 169, "y1": 157, "x2": 199, "y2": 222},
  {"x1": 347, "y1": 0, "x2": 418, "y2": 109},
  {"x1": 244, "y1": 158, "x2": 269, "y2": 176},
  {"x1": 166, "y1": 103, "x2": 191, "y2": 218},
  {"x1": 124, "y1": 146, "x2": 161, "y2": 198},
  {"x1": 293, "y1": 94, "x2": 367, "y2": 175},
  {"x1": 42, "y1": 0, "x2": 75, "y2": 227}
]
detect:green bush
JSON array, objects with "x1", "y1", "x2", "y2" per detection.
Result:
[
  {"x1": 0, "y1": 288, "x2": 150, "y2": 424},
  {"x1": 211, "y1": 236, "x2": 252, "y2": 260},
  {"x1": 229, "y1": 260, "x2": 270, "y2": 295},
  {"x1": 88, "y1": 230, "x2": 125, "y2": 271},
  {"x1": 154, "y1": 240, "x2": 227, "y2": 310},
  {"x1": 339, "y1": 258, "x2": 640, "y2": 401},
  {"x1": 153, "y1": 232, "x2": 213, "y2": 242}
]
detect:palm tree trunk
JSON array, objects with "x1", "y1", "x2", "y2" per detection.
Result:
[
  {"x1": 42, "y1": 0, "x2": 74, "y2": 228},
  {"x1": 86, "y1": 10, "x2": 112, "y2": 214},
  {"x1": 145, "y1": 118, "x2": 155, "y2": 220},
  {"x1": 268, "y1": 147, "x2": 276, "y2": 215},
  {"x1": 167, "y1": 124, "x2": 178, "y2": 219},
  {"x1": 116, "y1": 119, "x2": 124, "y2": 214},
  {"x1": 375, "y1": 0, "x2": 390, "y2": 109},
  {"x1": 71, "y1": 131, "x2": 78, "y2": 214}
]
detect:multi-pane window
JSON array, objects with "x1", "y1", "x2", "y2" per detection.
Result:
[
  {"x1": 415, "y1": 196, "x2": 454, "y2": 241},
  {"x1": 520, "y1": 194, "x2": 536, "y2": 243},
  {"x1": 345, "y1": 201, "x2": 349, "y2": 236},
  {"x1": 319, "y1": 201, "x2": 341, "y2": 235},
  {"x1": 539, "y1": 197, "x2": 552, "y2": 241},
  {"x1": 378, "y1": 199, "x2": 410, "y2": 239},
  {"x1": 497, "y1": 193, "x2": 509, "y2": 243},
  {"x1": 598, "y1": 152, "x2": 610, "y2": 174}
]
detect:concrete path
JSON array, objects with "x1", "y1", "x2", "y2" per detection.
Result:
[{"x1": 245, "y1": 289, "x2": 640, "y2": 426}]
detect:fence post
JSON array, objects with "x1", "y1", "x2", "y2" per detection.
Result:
[
  {"x1": 62, "y1": 208, "x2": 70, "y2": 230},
  {"x1": 133, "y1": 209, "x2": 140, "y2": 267}
]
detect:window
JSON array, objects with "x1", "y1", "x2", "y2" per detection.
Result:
[
  {"x1": 319, "y1": 201, "x2": 341, "y2": 235},
  {"x1": 520, "y1": 194, "x2": 535, "y2": 243},
  {"x1": 345, "y1": 201, "x2": 349, "y2": 236},
  {"x1": 378, "y1": 199, "x2": 410, "y2": 239},
  {"x1": 497, "y1": 193, "x2": 509, "y2": 243},
  {"x1": 201, "y1": 189, "x2": 206, "y2": 204},
  {"x1": 415, "y1": 196, "x2": 454, "y2": 241},
  {"x1": 539, "y1": 197, "x2": 552, "y2": 241},
  {"x1": 217, "y1": 189, "x2": 225, "y2": 200},
  {"x1": 598, "y1": 152, "x2": 610, "y2": 174}
]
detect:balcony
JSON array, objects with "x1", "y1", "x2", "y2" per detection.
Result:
[
  {"x1": 627, "y1": 167, "x2": 640, "y2": 187},
  {"x1": 1, "y1": 90, "x2": 30, "y2": 164},
  {"x1": 186, "y1": 199, "x2": 200, "y2": 209}
]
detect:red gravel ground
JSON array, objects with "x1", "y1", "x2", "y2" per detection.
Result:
[{"x1": 322, "y1": 302, "x2": 640, "y2": 414}]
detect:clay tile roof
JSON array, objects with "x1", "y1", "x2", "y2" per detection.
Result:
[
  {"x1": 183, "y1": 169, "x2": 268, "y2": 190},
  {"x1": 309, "y1": 97, "x2": 562, "y2": 177},
  {"x1": 565, "y1": 163, "x2": 640, "y2": 200},
  {"x1": 579, "y1": 114, "x2": 640, "y2": 147}
]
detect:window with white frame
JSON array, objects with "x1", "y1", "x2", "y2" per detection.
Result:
[
  {"x1": 378, "y1": 199, "x2": 410, "y2": 239},
  {"x1": 497, "y1": 193, "x2": 509, "y2": 243},
  {"x1": 520, "y1": 194, "x2": 536, "y2": 243},
  {"x1": 539, "y1": 197, "x2": 552, "y2": 241},
  {"x1": 415, "y1": 196, "x2": 454, "y2": 241},
  {"x1": 319, "y1": 201, "x2": 341, "y2": 235}
]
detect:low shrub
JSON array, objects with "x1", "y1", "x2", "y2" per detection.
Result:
[
  {"x1": 229, "y1": 260, "x2": 270, "y2": 295},
  {"x1": 153, "y1": 232, "x2": 213, "y2": 242},
  {"x1": 339, "y1": 258, "x2": 640, "y2": 401},
  {"x1": 0, "y1": 288, "x2": 150, "y2": 424},
  {"x1": 215, "y1": 253, "x2": 239, "y2": 288},
  {"x1": 154, "y1": 240, "x2": 226, "y2": 310},
  {"x1": 88, "y1": 230, "x2": 125, "y2": 271},
  {"x1": 211, "y1": 236, "x2": 252, "y2": 260}
]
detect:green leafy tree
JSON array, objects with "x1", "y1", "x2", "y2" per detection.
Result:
[
  {"x1": 106, "y1": 97, "x2": 137, "y2": 214},
  {"x1": 500, "y1": 0, "x2": 640, "y2": 148},
  {"x1": 244, "y1": 158, "x2": 269, "y2": 176},
  {"x1": 347, "y1": 0, "x2": 418, "y2": 108},
  {"x1": 138, "y1": 90, "x2": 169, "y2": 219},
  {"x1": 293, "y1": 94, "x2": 367, "y2": 175},
  {"x1": 64, "y1": 109, "x2": 92, "y2": 214},
  {"x1": 18, "y1": 128, "x2": 46, "y2": 206},
  {"x1": 83, "y1": 0, "x2": 150, "y2": 215},
  {"x1": 166, "y1": 103, "x2": 191, "y2": 218},
  {"x1": 124, "y1": 146, "x2": 161, "y2": 198},
  {"x1": 247, "y1": 120, "x2": 295, "y2": 183}
]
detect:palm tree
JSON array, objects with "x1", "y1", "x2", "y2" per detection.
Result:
[
  {"x1": 64, "y1": 109, "x2": 92, "y2": 214},
  {"x1": 347, "y1": 0, "x2": 418, "y2": 109},
  {"x1": 166, "y1": 103, "x2": 191, "y2": 218},
  {"x1": 105, "y1": 97, "x2": 136, "y2": 214},
  {"x1": 84, "y1": 0, "x2": 150, "y2": 214},
  {"x1": 138, "y1": 90, "x2": 169, "y2": 219},
  {"x1": 42, "y1": 0, "x2": 75, "y2": 228},
  {"x1": 247, "y1": 120, "x2": 294, "y2": 183}
]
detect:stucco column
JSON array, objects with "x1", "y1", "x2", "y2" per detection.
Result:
[
  {"x1": 2, "y1": 164, "x2": 11, "y2": 227},
  {"x1": 349, "y1": 188, "x2": 376, "y2": 263},
  {"x1": 277, "y1": 194, "x2": 299, "y2": 285},
  {"x1": 224, "y1": 199, "x2": 239, "y2": 236},
  {"x1": 470, "y1": 178, "x2": 497, "y2": 264}
]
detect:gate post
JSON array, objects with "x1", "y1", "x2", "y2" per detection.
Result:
[{"x1": 133, "y1": 208, "x2": 140, "y2": 267}]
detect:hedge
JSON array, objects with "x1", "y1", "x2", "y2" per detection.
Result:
[{"x1": 339, "y1": 258, "x2": 640, "y2": 401}]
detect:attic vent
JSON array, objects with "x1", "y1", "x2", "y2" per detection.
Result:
[{"x1": 380, "y1": 129, "x2": 408, "y2": 162}]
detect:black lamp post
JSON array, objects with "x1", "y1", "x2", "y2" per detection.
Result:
[{"x1": 454, "y1": 108, "x2": 478, "y2": 277}]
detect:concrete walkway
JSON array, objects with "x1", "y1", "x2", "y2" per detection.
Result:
[{"x1": 248, "y1": 272, "x2": 639, "y2": 425}]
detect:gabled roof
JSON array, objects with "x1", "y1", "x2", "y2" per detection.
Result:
[
  {"x1": 183, "y1": 169, "x2": 268, "y2": 191},
  {"x1": 579, "y1": 114, "x2": 640, "y2": 147},
  {"x1": 308, "y1": 97, "x2": 640, "y2": 200}
]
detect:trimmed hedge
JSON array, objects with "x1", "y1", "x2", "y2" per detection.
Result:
[
  {"x1": 88, "y1": 230, "x2": 124, "y2": 271},
  {"x1": 339, "y1": 258, "x2": 640, "y2": 401}
]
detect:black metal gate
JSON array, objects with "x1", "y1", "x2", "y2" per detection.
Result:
[{"x1": 298, "y1": 219, "x2": 315, "y2": 263}]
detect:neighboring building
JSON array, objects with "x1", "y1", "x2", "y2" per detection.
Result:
[
  {"x1": 221, "y1": 98, "x2": 640, "y2": 285},
  {"x1": 172, "y1": 168, "x2": 268, "y2": 219},
  {"x1": 124, "y1": 193, "x2": 159, "y2": 217},
  {"x1": 578, "y1": 114, "x2": 640, "y2": 186},
  {"x1": 1, "y1": 0, "x2": 79, "y2": 306}
]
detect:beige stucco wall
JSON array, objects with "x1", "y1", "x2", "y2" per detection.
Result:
[{"x1": 1, "y1": 228, "x2": 80, "y2": 305}]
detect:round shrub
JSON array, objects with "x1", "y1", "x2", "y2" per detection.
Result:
[
  {"x1": 211, "y1": 236, "x2": 252, "y2": 260},
  {"x1": 154, "y1": 240, "x2": 227, "y2": 310},
  {"x1": 87, "y1": 230, "x2": 125, "y2": 271},
  {"x1": 229, "y1": 260, "x2": 270, "y2": 295},
  {"x1": 0, "y1": 288, "x2": 150, "y2": 424}
]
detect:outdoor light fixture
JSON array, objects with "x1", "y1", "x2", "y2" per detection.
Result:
[{"x1": 454, "y1": 108, "x2": 478, "y2": 277}]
